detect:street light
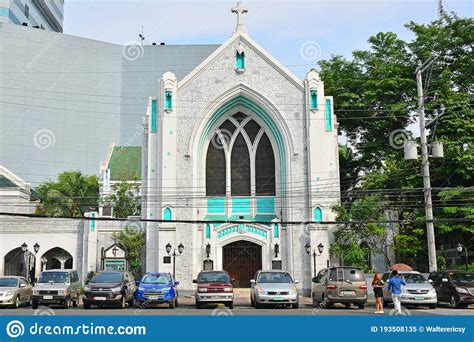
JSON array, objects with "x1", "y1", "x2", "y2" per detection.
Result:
[
  {"x1": 274, "y1": 243, "x2": 280, "y2": 258},
  {"x1": 166, "y1": 243, "x2": 184, "y2": 278},
  {"x1": 33, "y1": 243, "x2": 40, "y2": 254},
  {"x1": 457, "y1": 243, "x2": 469, "y2": 271},
  {"x1": 21, "y1": 243, "x2": 28, "y2": 253},
  {"x1": 205, "y1": 243, "x2": 211, "y2": 259},
  {"x1": 305, "y1": 242, "x2": 324, "y2": 276}
]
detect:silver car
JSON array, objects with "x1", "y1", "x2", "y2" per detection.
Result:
[
  {"x1": 32, "y1": 269, "x2": 81, "y2": 309},
  {"x1": 382, "y1": 271, "x2": 437, "y2": 309},
  {"x1": 0, "y1": 276, "x2": 32, "y2": 308},
  {"x1": 250, "y1": 270, "x2": 299, "y2": 309}
]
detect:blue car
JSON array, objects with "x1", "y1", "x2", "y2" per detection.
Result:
[{"x1": 134, "y1": 272, "x2": 179, "y2": 309}]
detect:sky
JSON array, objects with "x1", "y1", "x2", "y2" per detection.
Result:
[{"x1": 63, "y1": 0, "x2": 473, "y2": 79}]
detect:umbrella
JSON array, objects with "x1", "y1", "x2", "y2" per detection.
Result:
[{"x1": 389, "y1": 263, "x2": 413, "y2": 271}]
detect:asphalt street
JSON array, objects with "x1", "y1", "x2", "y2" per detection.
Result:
[{"x1": 1, "y1": 303, "x2": 472, "y2": 316}]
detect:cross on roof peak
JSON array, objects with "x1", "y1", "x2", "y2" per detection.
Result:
[{"x1": 231, "y1": 2, "x2": 248, "y2": 33}]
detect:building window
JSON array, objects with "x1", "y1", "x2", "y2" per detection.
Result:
[
  {"x1": 325, "y1": 99, "x2": 332, "y2": 130},
  {"x1": 273, "y1": 224, "x2": 279, "y2": 238},
  {"x1": 255, "y1": 133, "x2": 275, "y2": 195},
  {"x1": 314, "y1": 207, "x2": 323, "y2": 222},
  {"x1": 164, "y1": 91, "x2": 172, "y2": 110},
  {"x1": 231, "y1": 133, "x2": 251, "y2": 196},
  {"x1": 151, "y1": 99, "x2": 157, "y2": 132},
  {"x1": 163, "y1": 207, "x2": 172, "y2": 221},
  {"x1": 310, "y1": 90, "x2": 317, "y2": 110},
  {"x1": 205, "y1": 224, "x2": 211, "y2": 239},
  {"x1": 0, "y1": 7, "x2": 9, "y2": 17},
  {"x1": 236, "y1": 51, "x2": 245, "y2": 69},
  {"x1": 206, "y1": 134, "x2": 226, "y2": 196},
  {"x1": 24, "y1": 4, "x2": 29, "y2": 18}
]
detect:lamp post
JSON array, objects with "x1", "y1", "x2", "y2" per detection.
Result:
[
  {"x1": 305, "y1": 242, "x2": 324, "y2": 277},
  {"x1": 274, "y1": 243, "x2": 280, "y2": 258},
  {"x1": 20, "y1": 242, "x2": 40, "y2": 283},
  {"x1": 457, "y1": 243, "x2": 469, "y2": 271},
  {"x1": 205, "y1": 243, "x2": 211, "y2": 259},
  {"x1": 21, "y1": 243, "x2": 28, "y2": 279},
  {"x1": 166, "y1": 242, "x2": 184, "y2": 278}
]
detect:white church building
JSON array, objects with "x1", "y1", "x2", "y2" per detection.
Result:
[{"x1": 141, "y1": 3, "x2": 340, "y2": 293}]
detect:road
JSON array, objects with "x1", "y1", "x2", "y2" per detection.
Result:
[{"x1": 1, "y1": 303, "x2": 471, "y2": 316}]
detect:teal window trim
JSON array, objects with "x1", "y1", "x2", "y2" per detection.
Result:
[
  {"x1": 165, "y1": 91, "x2": 172, "y2": 110},
  {"x1": 310, "y1": 90, "x2": 317, "y2": 110},
  {"x1": 236, "y1": 52, "x2": 245, "y2": 69},
  {"x1": 325, "y1": 99, "x2": 332, "y2": 131},
  {"x1": 163, "y1": 207, "x2": 172, "y2": 221},
  {"x1": 273, "y1": 224, "x2": 279, "y2": 238},
  {"x1": 314, "y1": 207, "x2": 323, "y2": 222},
  {"x1": 151, "y1": 99, "x2": 157, "y2": 132},
  {"x1": 0, "y1": 7, "x2": 9, "y2": 17},
  {"x1": 205, "y1": 224, "x2": 211, "y2": 239}
]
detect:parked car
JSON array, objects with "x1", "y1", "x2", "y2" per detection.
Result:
[
  {"x1": 312, "y1": 266, "x2": 367, "y2": 309},
  {"x1": 0, "y1": 276, "x2": 32, "y2": 308},
  {"x1": 382, "y1": 271, "x2": 437, "y2": 309},
  {"x1": 250, "y1": 270, "x2": 299, "y2": 309},
  {"x1": 32, "y1": 269, "x2": 81, "y2": 309},
  {"x1": 193, "y1": 271, "x2": 234, "y2": 309},
  {"x1": 83, "y1": 271, "x2": 135, "y2": 309},
  {"x1": 134, "y1": 272, "x2": 179, "y2": 309},
  {"x1": 428, "y1": 270, "x2": 474, "y2": 308}
]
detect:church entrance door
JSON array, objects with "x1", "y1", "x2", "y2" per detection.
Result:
[{"x1": 222, "y1": 240, "x2": 262, "y2": 288}]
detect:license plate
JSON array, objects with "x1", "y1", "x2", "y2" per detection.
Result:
[
  {"x1": 274, "y1": 296, "x2": 284, "y2": 301},
  {"x1": 342, "y1": 291, "x2": 355, "y2": 296},
  {"x1": 43, "y1": 295, "x2": 53, "y2": 300},
  {"x1": 94, "y1": 297, "x2": 106, "y2": 301},
  {"x1": 415, "y1": 296, "x2": 424, "y2": 301},
  {"x1": 148, "y1": 295, "x2": 159, "y2": 300}
]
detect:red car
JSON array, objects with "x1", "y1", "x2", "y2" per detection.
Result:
[{"x1": 193, "y1": 271, "x2": 234, "y2": 309}]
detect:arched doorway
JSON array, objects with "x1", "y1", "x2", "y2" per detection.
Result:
[
  {"x1": 4, "y1": 247, "x2": 34, "y2": 276},
  {"x1": 223, "y1": 240, "x2": 262, "y2": 288},
  {"x1": 41, "y1": 247, "x2": 73, "y2": 270}
]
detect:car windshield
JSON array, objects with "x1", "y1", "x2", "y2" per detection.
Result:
[
  {"x1": 404, "y1": 274, "x2": 427, "y2": 284},
  {"x1": 142, "y1": 274, "x2": 171, "y2": 285},
  {"x1": 258, "y1": 272, "x2": 293, "y2": 284},
  {"x1": 197, "y1": 272, "x2": 230, "y2": 284},
  {"x1": 91, "y1": 272, "x2": 123, "y2": 283},
  {"x1": 0, "y1": 278, "x2": 18, "y2": 287},
  {"x1": 450, "y1": 273, "x2": 474, "y2": 284},
  {"x1": 38, "y1": 272, "x2": 69, "y2": 284},
  {"x1": 329, "y1": 268, "x2": 365, "y2": 282}
]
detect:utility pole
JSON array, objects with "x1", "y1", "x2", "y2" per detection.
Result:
[
  {"x1": 415, "y1": 58, "x2": 439, "y2": 272},
  {"x1": 438, "y1": 0, "x2": 444, "y2": 20}
]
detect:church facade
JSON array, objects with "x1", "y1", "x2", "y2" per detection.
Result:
[{"x1": 141, "y1": 3, "x2": 340, "y2": 293}]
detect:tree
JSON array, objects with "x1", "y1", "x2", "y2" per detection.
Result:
[
  {"x1": 35, "y1": 171, "x2": 99, "y2": 217},
  {"x1": 101, "y1": 180, "x2": 141, "y2": 218},
  {"x1": 331, "y1": 196, "x2": 392, "y2": 271},
  {"x1": 112, "y1": 226, "x2": 144, "y2": 279}
]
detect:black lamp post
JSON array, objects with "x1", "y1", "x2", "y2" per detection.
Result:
[
  {"x1": 20, "y1": 243, "x2": 28, "y2": 279},
  {"x1": 205, "y1": 243, "x2": 211, "y2": 259},
  {"x1": 166, "y1": 242, "x2": 184, "y2": 278},
  {"x1": 457, "y1": 243, "x2": 469, "y2": 271},
  {"x1": 274, "y1": 243, "x2": 280, "y2": 258},
  {"x1": 305, "y1": 242, "x2": 324, "y2": 276},
  {"x1": 32, "y1": 243, "x2": 40, "y2": 284}
]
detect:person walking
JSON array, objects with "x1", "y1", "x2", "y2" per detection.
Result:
[
  {"x1": 388, "y1": 270, "x2": 406, "y2": 315},
  {"x1": 372, "y1": 273, "x2": 384, "y2": 314}
]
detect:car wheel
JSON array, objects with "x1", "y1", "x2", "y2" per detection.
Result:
[
  {"x1": 31, "y1": 300, "x2": 39, "y2": 309},
  {"x1": 119, "y1": 296, "x2": 126, "y2": 309},
  {"x1": 169, "y1": 299, "x2": 175, "y2": 309},
  {"x1": 345, "y1": 303, "x2": 351, "y2": 308},
  {"x1": 175, "y1": 297, "x2": 179, "y2": 308},
  {"x1": 357, "y1": 303, "x2": 365, "y2": 310},
  {"x1": 292, "y1": 303, "x2": 299, "y2": 309},
  {"x1": 127, "y1": 297, "x2": 134, "y2": 307},
  {"x1": 83, "y1": 302, "x2": 91, "y2": 310},
  {"x1": 321, "y1": 294, "x2": 331, "y2": 309},
  {"x1": 250, "y1": 295, "x2": 255, "y2": 307},
  {"x1": 227, "y1": 302, "x2": 234, "y2": 309},
  {"x1": 13, "y1": 296, "x2": 20, "y2": 309},
  {"x1": 428, "y1": 304, "x2": 437, "y2": 309},
  {"x1": 196, "y1": 301, "x2": 202, "y2": 309},
  {"x1": 450, "y1": 294, "x2": 460, "y2": 309}
]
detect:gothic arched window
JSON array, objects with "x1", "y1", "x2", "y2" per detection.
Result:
[
  {"x1": 231, "y1": 133, "x2": 251, "y2": 196},
  {"x1": 256, "y1": 133, "x2": 275, "y2": 195},
  {"x1": 206, "y1": 133, "x2": 226, "y2": 196}
]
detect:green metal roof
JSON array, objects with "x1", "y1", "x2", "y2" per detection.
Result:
[
  {"x1": 0, "y1": 175, "x2": 18, "y2": 188},
  {"x1": 108, "y1": 146, "x2": 141, "y2": 181}
]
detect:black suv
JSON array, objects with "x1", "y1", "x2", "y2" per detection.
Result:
[
  {"x1": 428, "y1": 271, "x2": 474, "y2": 308},
  {"x1": 83, "y1": 271, "x2": 136, "y2": 309}
]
